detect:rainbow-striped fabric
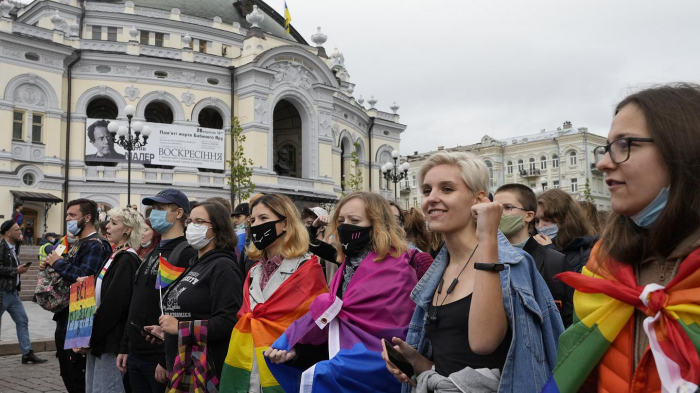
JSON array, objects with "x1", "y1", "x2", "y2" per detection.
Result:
[
  {"x1": 543, "y1": 243, "x2": 700, "y2": 393},
  {"x1": 155, "y1": 255, "x2": 186, "y2": 289},
  {"x1": 219, "y1": 256, "x2": 328, "y2": 393}
]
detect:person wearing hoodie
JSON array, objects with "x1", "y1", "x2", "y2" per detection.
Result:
[
  {"x1": 119, "y1": 189, "x2": 197, "y2": 392},
  {"x1": 148, "y1": 201, "x2": 243, "y2": 389},
  {"x1": 534, "y1": 189, "x2": 599, "y2": 273}
]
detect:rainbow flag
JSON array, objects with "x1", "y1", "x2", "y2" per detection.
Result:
[
  {"x1": 542, "y1": 243, "x2": 700, "y2": 393},
  {"x1": 267, "y1": 251, "x2": 417, "y2": 393},
  {"x1": 155, "y1": 255, "x2": 186, "y2": 289},
  {"x1": 284, "y1": 1, "x2": 292, "y2": 34},
  {"x1": 220, "y1": 256, "x2": 328, "y2": 393}
]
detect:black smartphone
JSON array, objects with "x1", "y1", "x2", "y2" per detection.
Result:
[
  {"x1": 23, "y1": 261, "x2": 32, "y2": 268},
  {"x1": 382, "y1": 339, "x2": 415, "y2": 377},
  {"x1": 130, "y1": 322, "x2": 164, "y2": 342}
]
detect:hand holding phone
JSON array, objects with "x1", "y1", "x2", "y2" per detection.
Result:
[
  {"x1": 130, "y1": 322, "x2": 164, "y2": 343},
  {"x1": 382, "y1": 338, "x2": 416, "y2": 386},
  {"x1": 23, "y1": 261, "x2": 32, "y2": 268}
]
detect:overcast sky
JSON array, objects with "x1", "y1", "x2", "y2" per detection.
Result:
[{"x1": 282, "y1": 0, "x2": 700, "y2": 155}]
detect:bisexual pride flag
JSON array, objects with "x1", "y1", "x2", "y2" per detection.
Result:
[
  {"x1": 267, "y1": 251, "x2": 417, "y2": 393},
  {"x1": 155, "y1": 255, "x2": 185, "y2": 289},
  {"x1": 542, "y1": 243, "x2": 700, "y2": 393}
]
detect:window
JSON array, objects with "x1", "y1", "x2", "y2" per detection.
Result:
[
  {"x1": 140, "y1": 30, "x2": 149, "y2": 45},
  {"x1": 517, "y1": 159, "x2": 524, "y2": 172},
  {"x1": 22, "y1": 173, "x2": 35, "y2": 186},
  {"x1": 412, "y1": 174, "x2": 417, "y2": 187},
  {"x1": 198, "y1": 40, "x2": 208, "y2": 53},
  {"x1": 145, "y1": 101, "x2": 174, "y2": 124},
  {"x1": 529, "y1": 158, "x2": 536, "y2": 171},
  {"x1": 485, "y1": 161, "x2": 494, "y2": 183},
  {"x1": 155, "y1": 33, "x2": 164, "y2": 47},
  {"x1": 91, "y1": 26, "x2": 102, "y2": 40},
  {"x1": 553, "y1": 180, "x2": 559, "y2": 189},
  {"x1": 571, "y1": 178, "x2": 578, "y2": 192},
  {"x1": 569, "y1": 151, "x2": 577, "y2": 166},
  {"x1": 552, "y1": 154, "x2": 559, "y2": 168},
  {"x1": 507, "y1": 161, "x2": 513, "y2": 174},
  {"x1": 24, "y1": 52, "x2": 40, "y2": 61},
  {"x1": 13, "y1": 111, "x2": 23, "y2": 140},
  {"x1": 404, "y1": 178, "x2": 410, "y2": 189},
  {"x1": 32, "y1": 114, "x2": 42, "y2": 143},
  {"x1": 540, "y1": 156, "x2": 547, "y2": 170},
  {"x1": 413, "y1": 197, "x2": 417, "y2": 207},
  {"x1": 107, "y1": 27, "x2": 117, "y2": 42},
  {"x1": 530, "y1": 183, "x2": 536, "y2": 188}
]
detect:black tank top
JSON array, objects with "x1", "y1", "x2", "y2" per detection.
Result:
[{"x1": 425, "y1": 294, "x2": 512, "y2": 376}]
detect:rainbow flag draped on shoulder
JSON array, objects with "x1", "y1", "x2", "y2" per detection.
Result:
[
  {"x1": 219, "y1": 256, "x2": 328, "y2": 393},
  {"x1": 267, "y1": 251, "x2": 417, "y2": 393},
  {"x1": 542, "y1": 243, "x2": 700, "y2": 393}
]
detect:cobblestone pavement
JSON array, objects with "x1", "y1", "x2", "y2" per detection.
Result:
[{"x1": 0, "y1": 352, "x2": 65, "y2": 393}]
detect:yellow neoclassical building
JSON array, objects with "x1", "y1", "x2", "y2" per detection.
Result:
[{"x1": 0, "y1": 0, "x2": 406, "y2": 235}]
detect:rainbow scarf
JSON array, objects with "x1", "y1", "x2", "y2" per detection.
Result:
[
  {"x1": 267, "y1": 251, "x2": 417, "y2": 393},
  {"x1": 543, "y1": 243, "x2": 700, "y2": 393},
  {"x1": 219, "y1": 256, "x2": 328, "y2": 393},
  {"x1": 156, "y1": 254, "x2": 186, "y2": 289}
]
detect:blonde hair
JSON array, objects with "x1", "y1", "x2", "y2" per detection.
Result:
[
  {"x1": 108, "y1": 207, "x2": 145, "y2": 249},
  {"x1": 328, "y1": 192, "x2": 407, "y2": 262},
  {"x1": 418, "y1": 151, "x2": 490, "y2": 197},
  {"x1": 247, "y1": 193, "x2": 310, "y2": 260}
]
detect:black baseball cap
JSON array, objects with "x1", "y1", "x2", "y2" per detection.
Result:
[
  {"x1": 0, "y1": 220, "x2": 17, "y2": 235},
  {"x1": 232, "y1": 203, "x2": 250, "y2": 217},
  {"x1": 142, "y1": 189, "x2": 191, "y2": 214}
]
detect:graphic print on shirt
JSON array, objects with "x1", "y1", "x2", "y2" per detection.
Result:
[{"x1": 165, "y1": 285, "x2": 187, "y2": 311}]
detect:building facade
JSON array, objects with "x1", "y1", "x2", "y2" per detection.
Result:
[
  {"x1": 397, "y1": 122, "x2": 611, "y2": 211},
  {"x1": 0, "y1": 0, "x2": 406, "y2": 236}
]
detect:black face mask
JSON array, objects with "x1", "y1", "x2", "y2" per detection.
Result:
[
  {"x1": 337, "y1": 224, "x2": 372, "y2": 257},
  {"x1": 249, "y1": 219, "x2": 285, "y2": 250}
]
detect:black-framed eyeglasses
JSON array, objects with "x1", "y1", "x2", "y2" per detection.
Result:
[
  {"x1": 593, "y1": 137, "x2": 654, "y2": 165},
  {"x1": 185, "y1": 219, "x2": 212, "y2": 228},
  {"x1": 502, "y1": 204, "x2": 529, "y2": 213}
]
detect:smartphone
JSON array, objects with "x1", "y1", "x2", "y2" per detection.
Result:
[
  {"x1": 130, "y1": 322, "x2": 164, "y2": 342},
  {"x1": 23, "y1": 261, "x2": 32, "y2": 268},
  {"x1": 53, "y1": 244, "x2": 66, "y2": 256},
  {"x1": 382, "y1": 339, "x2": 415, "y2": 378}
]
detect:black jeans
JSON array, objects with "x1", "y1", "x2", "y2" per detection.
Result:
[
  {"x1": 127, "y1": 355, "x2": 166, "y2": 393},
  {"x1": 54, "y1": 309, "x2": 86, "y2": 393}
]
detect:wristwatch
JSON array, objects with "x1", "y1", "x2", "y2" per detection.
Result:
[{"x1": 474, "y1": 262, "x2": 505, "y2": 272}]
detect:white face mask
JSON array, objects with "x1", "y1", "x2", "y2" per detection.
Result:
[{"x1": 185, "y1": 223, "x2": 213, "y2": 250}]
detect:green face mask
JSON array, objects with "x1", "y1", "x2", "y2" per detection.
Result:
[{"x1": 499, "y1": 214, "x2": 525, "y2": 236}]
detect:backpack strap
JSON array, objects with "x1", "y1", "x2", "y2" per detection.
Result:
[
  {"x1": 168, "y1": 240, "x2": 193, "y2": 270},
  {"x1": 408, "y1": 249, "x2": 418, "y2": 268}
]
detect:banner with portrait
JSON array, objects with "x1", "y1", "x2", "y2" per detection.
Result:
[{"x1": 84, "y1": 118, "x2": 225, "y2": 170}]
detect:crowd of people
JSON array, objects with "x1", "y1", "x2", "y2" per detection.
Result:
[{"x1": 0, "y1": 83, "x2": 698, "y2": 392}]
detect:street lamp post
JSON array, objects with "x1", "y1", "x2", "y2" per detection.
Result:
[
  {"x1": 381, "y1": 149, "x2": 410, "y2": 201},
  {"x1": 540, "y1": 176, "x2": 548, "y2": 191},
  {"x1": 107, "y1": 105, "x2": 151, "y2": 207}
]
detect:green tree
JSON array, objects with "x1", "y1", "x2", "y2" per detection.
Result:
[
  {"x1": 341, "y1": 141, "x2": 364, "y2": 195},
  {"x1": 584, "y1": 177, "x2": 594, "y2": 203},
  {"x1": 227, "y1": 117, "x2": 255, "y2": 207}
]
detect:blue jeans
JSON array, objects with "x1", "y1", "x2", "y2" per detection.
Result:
[
  {"x1": 127, "y1": 355, "x2": 166, "y2": 393},
  {"x1": 1, "y1": 290, "x2": 31, "y2": 355}
]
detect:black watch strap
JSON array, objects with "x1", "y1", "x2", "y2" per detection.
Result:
[{"x1": 474, "y1": 262, "x2": 505, "y2": 272}]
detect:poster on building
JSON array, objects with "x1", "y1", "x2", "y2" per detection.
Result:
[
  {"x1": 84, "y1": 118, "x2": 225, "y2": 170},
  {"x1": 64, "y1": 276, "x2": 96, "y2": 350}
]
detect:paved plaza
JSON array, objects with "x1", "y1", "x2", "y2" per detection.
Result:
[{"x1": 0, "y1": 352, "x2": 63, "y2": 393}]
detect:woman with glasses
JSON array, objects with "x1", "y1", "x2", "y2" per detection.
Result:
[
  {"x1": 265, "y1": 192, "x2": 417, "y2": 392},
  {"x1": 545, "y1": 84, "x2": 700, "y2": 393},
  {"x1": 534, "y1": 189, "x2": 598, "y2": 273},
  {"x1": 219, "y1": 193, "x2": 328, "y2": 393},
  {"x1": 388, "y1": 201, "x2": 434, "y2": 280},
  {"x1": 382, "y1": 151, "x2": 563, "y2": 393},
  {"x1": 153, "y1": 201, "x2": 243, "y2": 389}
]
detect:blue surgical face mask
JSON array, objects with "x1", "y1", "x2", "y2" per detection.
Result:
[
  {"x1": 536, "y1": 223, "x2": 559, "y2": 239},
  {"x1": 631, "y1": 187, "x2": 669, "y2": 228},
  {"x1": 67, "y1": 217, "x2": 86, "y2": 236},
  {"x1": 150, "y1": 209, "x2": 174, "y2": 234},
  {"x1": 140, "y1": 241, "x2": 152, "y2": 248}
]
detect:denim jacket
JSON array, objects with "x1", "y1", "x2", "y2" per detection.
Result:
[{"x1": 403, "y1": 231, "x2": 564, "y2": 393}]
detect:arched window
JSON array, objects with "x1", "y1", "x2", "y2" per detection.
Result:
[
  {"x1": 86, "y1": 98, "x2": 118, "y2": 119},
  {"x1": 517, "y1": 159, "x2": 524, "y2": 172},
  {"x1": 529, "y1": 158, "x2": 536, "y2": 171},
  {"x1": 569, "y1": 151, "x2": 577, "y2": 166},
  {"x1": 145, "y1": 101, "x2": 174, "y2": 124},
  {"x1": 552, "y1": 154, "x2": 559, "y2": 168},
  {"x1": 506, "y1": 161, "x2": 513, "y2": 174},
  {"x1": 198, "y1": 107, "x2": 223, "y2": 129},
  {"x1": 485, "y1": 161, "x2": 494, "y2": 184},
  {"x1": 540, "y1": 156, "x2": 547, "y2": 170},
  {"x1": 412, "y1": 173, "x2": 417, "y2": 187}
]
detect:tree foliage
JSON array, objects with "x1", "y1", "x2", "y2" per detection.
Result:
[
  {"x1": 227, "y1": 117, "x2": 255, "y2": 207},
  {"x1": 341, "y1": 141, "x2": 364, "y2": 196},
  {"x1": 584, "y1": 177, "x2": 594, "y2": 203}
]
